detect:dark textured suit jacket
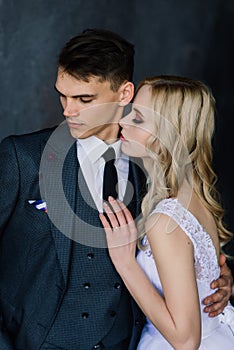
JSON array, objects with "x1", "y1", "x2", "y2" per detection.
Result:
[{"x1": 0, "y1": 124, "x2": 147, "y2": 350}]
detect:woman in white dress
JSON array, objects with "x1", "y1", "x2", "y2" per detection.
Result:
[{"x1": 100, "y1": 76, "x2": 234, "y2": 349}]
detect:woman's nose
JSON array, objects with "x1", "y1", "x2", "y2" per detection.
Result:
[{"x1": 119, "y1": 111, "x2": 131, "y2": 127}]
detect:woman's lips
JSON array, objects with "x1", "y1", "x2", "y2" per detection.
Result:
[{"x1": 120, "y1": 133, "x2": 126, "y2": 141}]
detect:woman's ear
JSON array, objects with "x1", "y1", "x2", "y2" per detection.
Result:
[{"x1": 119, "y1": 81, "x2": 134, "y2": 106}]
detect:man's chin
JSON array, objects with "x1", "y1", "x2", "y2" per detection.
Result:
[{"x1": 69, "y1": 128, "x2": 87, "y2": 139}]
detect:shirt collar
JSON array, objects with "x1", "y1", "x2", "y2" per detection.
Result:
[{"x1": 76, "y1": 136, "x2": 123, "y2": 163}]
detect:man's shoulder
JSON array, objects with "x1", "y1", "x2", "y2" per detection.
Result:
[
  {"x1": 0, "y1": 126, "x2": 60, "y2": 159},
  {"x1": 1, "y1": 126, "x2": 58, "y2": 148},
  {"x1": 8, "y1": 125, "x2": 57, "y2": 142}
]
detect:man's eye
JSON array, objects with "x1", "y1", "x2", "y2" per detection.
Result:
[{"x1": 80, "y1": 98, "x2": 93, "y2": 103}]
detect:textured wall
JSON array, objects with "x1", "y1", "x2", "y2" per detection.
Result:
[{"x1": 1, "y1": 0, "x2": 234, "y2": 251}]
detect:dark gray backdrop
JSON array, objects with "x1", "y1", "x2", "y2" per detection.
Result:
[{"x1": 1, "y1": 0, "x2": 234, "y2": 264}]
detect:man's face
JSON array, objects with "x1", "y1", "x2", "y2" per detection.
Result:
[{"x1": 55, "y1": 68, "x2": 124, "y2": 141}]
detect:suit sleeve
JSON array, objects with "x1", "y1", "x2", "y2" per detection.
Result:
[{"x1": 0, "y1": 136, "x2": 19, "y2": 349}]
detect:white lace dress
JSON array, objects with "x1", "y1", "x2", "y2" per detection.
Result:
[{"x1": 137, "y1": 198, "x2": 234, "y2": 349}]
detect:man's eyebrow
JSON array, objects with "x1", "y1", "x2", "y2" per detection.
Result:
[{"x1": 54, "y1": 85, "x2": 97, "y2": 98}]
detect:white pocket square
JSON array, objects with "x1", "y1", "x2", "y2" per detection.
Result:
[{"x1": 28, "y1": 199, "x2": 47, "y2": 212}]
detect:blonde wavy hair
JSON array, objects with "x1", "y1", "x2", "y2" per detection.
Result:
[{"x1": 136, "y1": 76, "x2": 233, "y2": 249}]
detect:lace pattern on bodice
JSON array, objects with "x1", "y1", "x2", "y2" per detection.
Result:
[{"x1": 142, "y1": 198, "x2": 220, "y2": 283}]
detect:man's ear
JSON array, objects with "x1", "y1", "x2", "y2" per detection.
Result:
[{"x1": 119, "y1": 81, "x2": 134, "y2": 106}]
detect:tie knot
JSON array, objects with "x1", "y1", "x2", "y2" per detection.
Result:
[{"x1": 102, "y1": 147, "x2": 116, "y2": 162}]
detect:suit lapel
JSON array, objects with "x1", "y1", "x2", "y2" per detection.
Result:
[{"x1": 39, "y1": 124, "x2": 76, "y2": 284}]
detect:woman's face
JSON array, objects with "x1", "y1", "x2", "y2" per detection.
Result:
[{"x1": 119, "y1": 85, "x2": 155, "y2": 158}]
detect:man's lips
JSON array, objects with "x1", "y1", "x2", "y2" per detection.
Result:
[{"x1": 67, "y1": 121, "x2": 85, "y2": 128}]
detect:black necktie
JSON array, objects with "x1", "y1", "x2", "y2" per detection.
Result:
[{"x1": 102, "y1": 147, "x2": 118, "y2": 201}]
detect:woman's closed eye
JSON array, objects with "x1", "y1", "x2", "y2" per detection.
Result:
[{"x1": 132, "y1": 113, "x2": 144, "y2": 124}]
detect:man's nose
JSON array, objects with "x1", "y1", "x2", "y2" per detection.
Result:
[{"x1": 63, "y1": 99, "x2": 80, "y2": 118}]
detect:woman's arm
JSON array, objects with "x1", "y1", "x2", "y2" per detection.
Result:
[{"x1": 100, "y1": 197, "x2": 201, "y2": 350}]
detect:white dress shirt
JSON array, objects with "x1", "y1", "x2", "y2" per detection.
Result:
[{"x1": 76, "y1": 136, "x2": 129, "y2": 212}]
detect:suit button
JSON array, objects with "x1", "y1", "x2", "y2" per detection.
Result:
[
  {"x1": 87, "y1": 252, "x2": 94, "y2": 259},
  {"x1": 135, "y1": 319, "x2": 140, "y2": 325},
  {"x1": 83, "y1": 282, "x2": 91, "y2": 289},
  {"x1": 93, "y1": 342, "x2": 103, "y2": 349},
  {"x1": 114, "y1": 282, "x2": 121, "y2": 289},
  {"x1": 82, "y1": 312, "x2": 89, "y2": 319},
  {"x1": 110, "y1": 310, "x2": 116, "y2": 317}
]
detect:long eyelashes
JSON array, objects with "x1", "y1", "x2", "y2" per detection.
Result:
[{"x1": 132, "y1": 116, "x2": 143, "y2": 124}]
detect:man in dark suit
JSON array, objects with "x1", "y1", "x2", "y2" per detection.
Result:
[{"x1": 0, "y1": 28, "x2": 232, "y2": 350}]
